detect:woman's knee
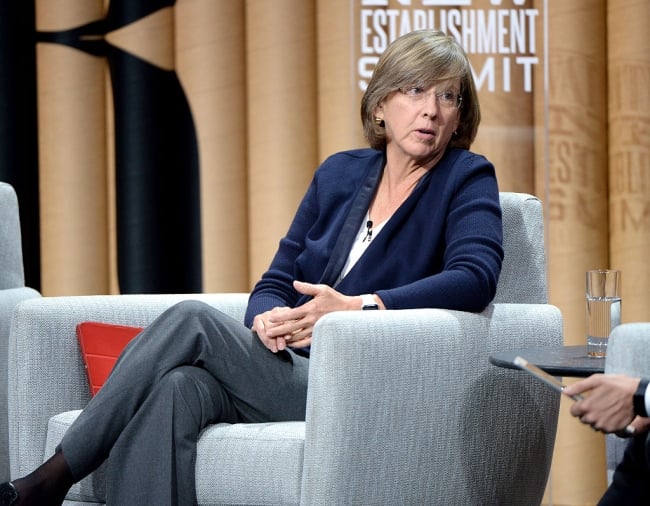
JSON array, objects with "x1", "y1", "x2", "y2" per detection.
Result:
[
  {"x1": 162, "y1": 365, "x2": 215, "y2": 395},
  {"x1": 158, "y1": 366, "x2": 225, "y2": 427},
  {"x1": 167, "y1": 299, "x2": 214, "y2": 319},
  {"x1": 165, "y1": 299, "x2": 234, "y2": 330}
]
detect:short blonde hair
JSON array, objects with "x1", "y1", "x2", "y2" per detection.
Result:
[{"x1": 361, "y1": 30, "x2": 480, "y2": 151}]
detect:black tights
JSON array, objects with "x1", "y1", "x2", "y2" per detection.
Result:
[{"x1": 7, "y1": 451, "x2": 73, "y2": 506}]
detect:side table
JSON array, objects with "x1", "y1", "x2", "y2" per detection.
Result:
[{"x1": 489, "y1": 344, "x2": 605, "y2": 377}]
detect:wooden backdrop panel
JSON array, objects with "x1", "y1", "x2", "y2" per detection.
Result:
[
  {"x1": 36, "y1": 1, "x2": 109, "y2": 296},
  {"x1": 246, "y1": 0, "x2": 318, "y2": 284},
  {"x1": 608, "y1": 0, "x2": 650, "y2": 323},
  {"x1": 544, "y1": 1, "x2": 609, "y2": 503},
  {"x1": 319, "y1": 0, "x2": 366, "y2": 158},
  {"x1": 469, "y1": 0, "x2": 536, "y2": 194},
  {"x1": 176, "y1": 0, "x2": 249, "y2": 292}
]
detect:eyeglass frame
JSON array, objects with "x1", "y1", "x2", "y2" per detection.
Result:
[{"x1": 397, "y1": 86, "x2": 463, "y2": 109}]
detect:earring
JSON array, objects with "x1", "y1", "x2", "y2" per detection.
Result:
[{"x1": 375, "y1": 117, "x2": 384, "y2": 126}]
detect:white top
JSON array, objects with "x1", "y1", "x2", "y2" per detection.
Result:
[{"x1": 339, "y1": 211, "x2": 387, "y2": 282}]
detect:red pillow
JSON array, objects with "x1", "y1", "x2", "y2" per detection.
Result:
[{"x1": 76, "y1": 321, "x2": 143, "y2": 396}]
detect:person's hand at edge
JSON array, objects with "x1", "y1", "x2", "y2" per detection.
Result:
[{"x1": 564, "y1": 374, "x2": 642, "y2": 434}]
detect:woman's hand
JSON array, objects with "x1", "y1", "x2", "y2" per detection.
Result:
[
  {"x1": 252, "y1": 280, "x2": 369, "y2": 352},
  {"x1": 564, "y1": 374, "x2": 641, "y2": 434},
  {"x1": 251, "y1": 307, "x2": 292, "y2": 353}
]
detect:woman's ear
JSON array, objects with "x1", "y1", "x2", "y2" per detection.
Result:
[{"x1": 373, "y1": 103, "x2": 384, "y2": 121}]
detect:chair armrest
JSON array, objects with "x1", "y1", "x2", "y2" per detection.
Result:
[
  {"x1": 302, "y1": 303, "x2": 563, "y2": 505},
  {"x1": 0, "y1": 287, "x2": 40, "y2": 481},
  {"x1": 8, "y1": 293, "x2": 248, "y2": 478}
]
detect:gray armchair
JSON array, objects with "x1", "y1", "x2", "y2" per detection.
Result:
[
  {"x1": 9, "y1": 192, "x2": 562, "y2": 505},
  {"x1": 0, "y1": 182, "x2": 41, "y2": 482},
  {"x1": 604, "y1": 323, "x2": 650, "y2": 484}
]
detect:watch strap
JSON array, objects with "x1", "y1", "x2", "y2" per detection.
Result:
[{"x1": 361, "y1": 294, "x2": 379, "y2": 310}]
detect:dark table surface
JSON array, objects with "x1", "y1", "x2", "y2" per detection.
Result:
[{"x1": 489, "y1": 345, "x2": 605, "y2": 377}]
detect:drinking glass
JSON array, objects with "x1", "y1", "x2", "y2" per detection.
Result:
[{"x1": 586, "y1": 269, "x2": 621, "y2": 357}]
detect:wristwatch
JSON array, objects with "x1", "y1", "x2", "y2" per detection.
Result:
[
  {"x1": 361, "y1": 294, "x2": 379, "y2": 310},
  {"x1": 633, "y1": 378, "x2": 649, "y2": 418}
]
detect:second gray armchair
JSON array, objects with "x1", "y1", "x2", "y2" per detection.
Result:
[{"x1": 0, "y1": 182, "x2": 40, "y2": 483}]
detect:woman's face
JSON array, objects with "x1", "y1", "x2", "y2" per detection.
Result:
[{"x1": 375, "y1": 79, "x2": 461, "y2": 168}]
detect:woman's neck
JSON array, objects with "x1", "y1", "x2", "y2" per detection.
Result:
[
  {"x1": 369, "y1": 163, "x2": 427, "y2": 225},
  {"x1": 383, "y1": 145, "x2": 444, "y2": 182}
]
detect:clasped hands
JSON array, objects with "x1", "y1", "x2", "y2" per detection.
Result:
[
  {"x1": 564, "y1": 374, "x2": 650, "y2": 437},
  {"x1": 251, "y1": 280, "x2": 364, "y2": 353}
]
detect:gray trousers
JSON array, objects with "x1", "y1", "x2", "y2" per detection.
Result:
[{"x1": 59, "y1": 300, "x2": 310, "y2": 506}]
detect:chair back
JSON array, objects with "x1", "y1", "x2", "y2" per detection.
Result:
[
  {"x1": 493, "y1": 192, "x2": 548, "y2": 304},
  {"x1": 1, "y1": 182, "x2": 39, "y2": 482},
  {"x1": 605, "y1": 323, "x2": 650, "y2": 483},
  {"x1": 0, "y1": 182, "x2": 26, "y2": 290}
]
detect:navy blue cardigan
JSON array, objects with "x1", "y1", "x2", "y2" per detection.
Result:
[{"x1": 244, "y1": 147, "x2": 503, "y2": 329}]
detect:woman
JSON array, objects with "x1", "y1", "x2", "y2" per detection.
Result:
[{"x1": 0, "y1": 29, "x2": 503, "y2": 505}]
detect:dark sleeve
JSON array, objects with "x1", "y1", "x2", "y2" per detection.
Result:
[{"x1": 376, "y1": 155, "x2": 503, "y2": 312}]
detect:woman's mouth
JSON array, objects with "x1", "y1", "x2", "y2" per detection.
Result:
[{"x1": 415, "y1": 128, "x2": 436, "y2": 139}]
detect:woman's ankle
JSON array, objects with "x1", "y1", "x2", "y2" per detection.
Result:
[{"x1": 9, "y1": 451, "x2": 74, "y2": 506}]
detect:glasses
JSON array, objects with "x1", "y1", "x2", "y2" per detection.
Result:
[{"x1": 398, "y1": 86, "x2": 462, "y2": 109}]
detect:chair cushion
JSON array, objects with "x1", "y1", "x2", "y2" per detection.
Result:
[{"x1": 46, "y1": 411, "x2": 305, "y2": 505}]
